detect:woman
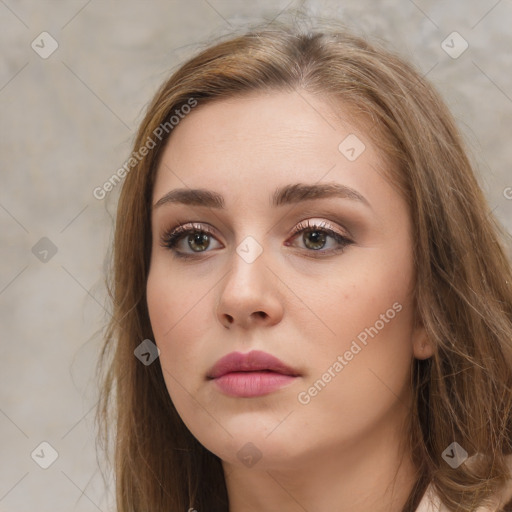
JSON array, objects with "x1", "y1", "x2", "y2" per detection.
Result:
[{"x1": 97, "y1": 20, "x2": 512, "y2": 512}]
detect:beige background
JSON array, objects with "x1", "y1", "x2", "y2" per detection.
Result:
[{"x1": 1, "y1": 0, "x2": 511, "y2": 510}]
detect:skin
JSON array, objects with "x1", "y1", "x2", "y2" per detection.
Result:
[{"x1": 146, "y1": 90, "x2": 433, "y2": 512}]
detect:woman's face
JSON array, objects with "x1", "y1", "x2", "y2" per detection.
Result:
[{"x1": 146, "y1": 90, "x2": 430, "y2": 470}]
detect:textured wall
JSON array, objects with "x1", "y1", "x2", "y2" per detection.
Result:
[{"x1": 1, "y1": 1, "x2": 511, "y2": 510}]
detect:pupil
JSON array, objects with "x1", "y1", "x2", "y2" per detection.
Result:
[
  {"x1": 305, "y1": 230, "x2": 326, "y2": 250},
  {"x1": 189, "y1": 233, "x2": 209, "y2": 251}
]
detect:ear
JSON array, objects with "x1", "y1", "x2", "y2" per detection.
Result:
[{"x1": 412, "y1": 321, "x2": 434, "y2": 360}]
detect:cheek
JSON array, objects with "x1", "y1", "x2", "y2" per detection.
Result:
[
  {"x1": 293, "y1": 243, "x2": 416, "y2": 408},
  {"x1": 298, "y1": 245, "x2": 414, "y2": 349},
  {"x1": 146, "y1": 267, "x2": 215, "y2": 432},
  {"x1": 146, "y1": 265, "x2": 211, "y2": 376},
  {"x1": 292, "y1": 280, "x2": 414, "y2": 447}
]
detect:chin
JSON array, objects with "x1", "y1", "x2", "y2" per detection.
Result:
[{"x1": 189, "y1": 420, "x2": 308, "y2": 471}]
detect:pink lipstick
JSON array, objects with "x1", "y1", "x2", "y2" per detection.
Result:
[{"x1": 207, "y1": 350, "x2": 300, "y2": 398}]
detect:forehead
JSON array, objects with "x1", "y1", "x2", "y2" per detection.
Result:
[{"x1": 152, "y1": 90, "x2": 393, "y2": 213}]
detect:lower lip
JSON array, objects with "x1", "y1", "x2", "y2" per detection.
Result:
[{"x1": 211, "y1": 371, "x2": 297, "y2": 397}]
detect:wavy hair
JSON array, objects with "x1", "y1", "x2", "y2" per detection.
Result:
[{"x1": 96, "y1": 19, "x2": 512, "y2": 512}]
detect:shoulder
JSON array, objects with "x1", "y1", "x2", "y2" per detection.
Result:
[{"x1": 415, "y1": 454, "x2": 512, "y2": 512}]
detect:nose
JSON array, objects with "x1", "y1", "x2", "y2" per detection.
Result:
[{"x1": 216, "y1": 244, "x2": 284, "y2": 330}]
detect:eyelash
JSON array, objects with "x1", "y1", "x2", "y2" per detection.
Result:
[{"x1": 159, "y1": 219, "x2": 353, "y2": 260}]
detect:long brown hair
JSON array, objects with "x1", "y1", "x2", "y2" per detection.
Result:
[{"x1": 96, "y1": 19, "x2": 512, "y2": 512}]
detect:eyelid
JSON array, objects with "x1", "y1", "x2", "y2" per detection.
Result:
[
  {"x1": 290, "y1": 209, "x2": 357, "y2": 239},
  {"x1": 289, "y1": 218, "x2": 350, "y2": 239},
  {"x1": 161, "y1": 221, "x2": 222, "y2": 246}
]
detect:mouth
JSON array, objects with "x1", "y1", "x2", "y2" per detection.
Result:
[
  {"x1": 207, "y1": 349, "x2": 300, "y2": 378},
  {"x1": 207, "y1": 350, "x2": 300, "y2": 398}
]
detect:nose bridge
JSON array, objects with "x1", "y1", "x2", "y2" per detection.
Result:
[
  {"x1": 226, "y1": 209, "x2": 270, "y2": 276},
  {"x1": 225, "y1": 233, "x2": 268, "y2": 296},
  {"x1": 216, "y1": 230, "x2": 284, "y2": 328}
]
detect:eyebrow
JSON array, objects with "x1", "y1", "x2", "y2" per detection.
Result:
[{"x1": 153, "y1": 182, "x2": 370, "y2": 210}]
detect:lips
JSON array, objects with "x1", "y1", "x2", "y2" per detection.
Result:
[
  {"x1": 207, "y1": 350, "x2": 300, "y2": 379},
  {"x1": 207, "y1": 350, "x2": 300, "y2": 398}
]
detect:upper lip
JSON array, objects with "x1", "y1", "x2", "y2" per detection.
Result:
[{"x1": 207, "y1": 350, "x2": 300, "y2": 379}]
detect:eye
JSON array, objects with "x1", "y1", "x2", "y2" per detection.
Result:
[
  {"x1": 160, "y1": 219, "x2": 353, "y2": 260},
  {"x1": 285, "y1": 219, "x2": 353, "y2": 256},
  {"x1": 160, "y1": 222, "x2": 222, "y2": 259}
]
